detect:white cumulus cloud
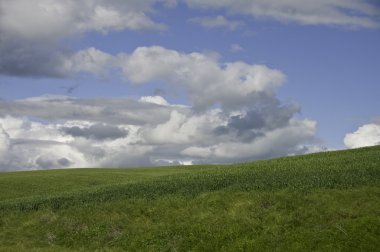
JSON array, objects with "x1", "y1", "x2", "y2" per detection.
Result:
[
  {"x1": 344, "y1": 123, "x2": 380, "y2": 148},
  {"x1": 121, "y1": 46, "x2": 286, "y2": 110}
]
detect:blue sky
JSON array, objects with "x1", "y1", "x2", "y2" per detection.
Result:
[{"x1": 0, "y1": 0, "x2": 379, "y2": 171}]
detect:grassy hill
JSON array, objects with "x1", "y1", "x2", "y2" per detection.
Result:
[{"x1": 1, "y1": 146, "x2": 379, "y2": 251}]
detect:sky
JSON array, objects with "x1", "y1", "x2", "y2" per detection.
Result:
[{"x1": 0, "y1": 0, "x2": 380, "y2": 171}]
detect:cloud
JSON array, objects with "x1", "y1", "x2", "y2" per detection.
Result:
[
  {"x1": 63, "y1": 47, "x2": 115, "y2": 77},
  {"x1": 212, "y1": 103, "x2": 300, "y2": 143},
  {"x1": 160, "y1": 0, "x2": 178, "y2": 8},
  {"x1": 0, "y1": 43, "x2": 319, "y2": 171},
  {"x1": 0, "y1": 95, "x2": 177, "y2": 125},
  {"x1": 182, "y1": 118, "x2": 316, "y2": 163},
  {"x1": 188, "y1": 15, "x2": 243, "y2": 30},
  {"x1": 185, "y1": 0, "x2": 380, "y2": 28},
  {"x1": 0, "y1": 124, "x2": 10, "y2": 158},
  {"x1": 228, "y1": 104, "x2": 300, "y2": 131},
  {"x1": 2, "y1": 0, "x2": 378, "y2": 78},
  {"x1": 9, "y1": 141, "x2": 90, "y2": 171},
  {"x1": 139, "y1": 96, "x2": 170, "y2": 106},
  {"x1": 61, "y1": 124, "x2": 128, "y2": 140},
  {"x1": 0, "y1": 116, "x2": 91, "y2": 171},
  {"x1": 344, "y1": 123, "x2": 380, "y2": 148},
  {"x1": 0, "y1": 37, "x2": 68, "y2": 77},
  {"x1": 0, "y1": 0, "x2": 165, "y2": 40},
  {"x1": 0, "y1": 93, "x2": 317, "y2": 171},
  {"x1": 0, "y1": 0, "x2": 337, "y2": 171},
  {"x1": 0, "y1": 115, "x2": 134, "y2": 171},
  {"x1": 121, "y1": 46, "x2": 286, "y2": 110},
  {"x1": 231, "y1": 44, "x2": 244, "y2": 53},
  {"x1": 0, "y1": 44, "x2": 319, "y2": 171},
  {"x1": 35, "y1": 155, "x2": 73, "y2": 169},
  {"x1": 0, "y1": 0, "x2": 166, "y2": 77},
  {"x1": 141, "y1": 109, "x2": 223, "y2": 145}
]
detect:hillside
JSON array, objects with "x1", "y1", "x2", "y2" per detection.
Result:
[{"x1": 1, "y1": 146, "x2": 380, "y2": 251}]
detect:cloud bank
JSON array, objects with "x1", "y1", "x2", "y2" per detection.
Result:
[
  {"x1": 185, "y1": 0, "x2": 380, "y2": 28},
  {"x1": 1, "y1": 0, "x2": 378, "y2": 78},
  {"x1": 0, "y1": 34, "x2": 320, "y2": 171},
  {"x1": 3, "y1": 0, "x2": 372, "y2": 170},
  {"x1": 0, "y1": 44, "x2": 319, "y2": 171},
  {"x1": 0, "y1": 46, "x2": 319, "y2": 171},
  {"x1": 0, "y1": 94, "x2": 316, "y2": 171}
]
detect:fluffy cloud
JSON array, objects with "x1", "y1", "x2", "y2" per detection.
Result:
[
  {"x1": 0, "y1": 115, "x2": 153, "y2": 171},
  {"x1": 344, "y1": 123, "x2": 380, "y2": 148},
  {"x1": 188, "y1": 15, "x2": 243, "y2": 30},
  {"x1": 63, "y1": 47, "x2": 115, "y2": 77},
  {"x1": 0, "y1": 0, "x2": 166, "y2": 77},
  {"x1": 141, "y1": 109, "x2": 223, "y2": 145},
  {"x1": 121, "y1": 46, "x2": 285, "y2": 110},
  {"x1": 0, "y1": 116, "x2": 90, "y2": 171},
  {"x1": 0, "y1": 0, "x2": 165, "y2": 40},
  {"x1": 185, "y1": 0, "x2": 380, "y2": 28}
]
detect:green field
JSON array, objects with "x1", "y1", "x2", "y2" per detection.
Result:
[{"x1": 1, "y1": 146, "x2": 379, "y2": 251}]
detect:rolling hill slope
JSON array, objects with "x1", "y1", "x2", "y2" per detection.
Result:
[{"x1": 1, "y1": 146, "x2": 380, "y2": 251}]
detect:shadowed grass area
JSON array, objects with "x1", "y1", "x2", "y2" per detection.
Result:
[{"x1": 1, "y1": 146, "x2": 379, "y2": 251}]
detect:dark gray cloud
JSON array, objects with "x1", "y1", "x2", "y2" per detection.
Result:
[
  {"x1": 228, "y1": 104, "x2": 300, "y2": 131},
  {"x1": 213, "y1": 103, "x2": 300, "y2": 143},
  {"x1": 61, "y1": 124, "x2": 128, "y2": 140},
  {"x1": 0, "y1": 37, "x2": 67, "y2": 77},
  {"x1": 58, "y1": 157, "x2": 72, "y2": 167},
  {"x1": 228, "y1": 111, "x2": 265, "y2": 131}
]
